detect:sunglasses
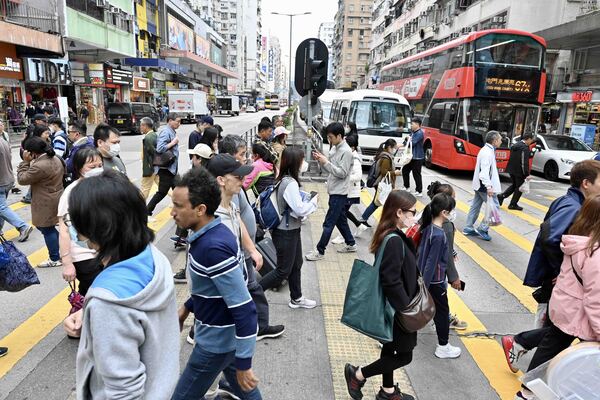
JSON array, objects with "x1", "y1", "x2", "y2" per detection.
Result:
[{"x1": 403, "y1": 209, "x2": 417, "y2": 217}]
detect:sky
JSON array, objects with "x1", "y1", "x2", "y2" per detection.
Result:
[{"x1": 260, "y1": 0, "x2": 337, "y2": 71}]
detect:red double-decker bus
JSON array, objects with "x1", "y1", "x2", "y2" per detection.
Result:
[{"x1": 377, "y1": 29, "x2": 546, "y2": 171}]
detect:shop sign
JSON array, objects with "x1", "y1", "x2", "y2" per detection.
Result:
[
  {"x1": 105, "y1": 65, "x2": 133, "y2": 85},
  {"x1": 571, "y1": 91, "x2": 593, "y2": 103},
  {"x1": 25, "y1": 58, "x2": 72, "y2": 85},
  {"x1": 133, "y1": 77, "x2": 151, "y2": 91},
  {"x1": 0, "y1": 57, "x2": 21, "y2": 73},
  {"x1": 153, "y1": 80, "x2": 166, "y2": 90},
  {"x1": 150, "y1": 71, "x2": 166, "y2": 81}
]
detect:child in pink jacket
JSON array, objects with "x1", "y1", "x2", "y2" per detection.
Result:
[{"x1": 243, "y1": 142, "x2": 275, "y2": 195}]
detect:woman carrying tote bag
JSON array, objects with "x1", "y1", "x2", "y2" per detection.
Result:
[{"x1": 344, "y1": 190, "x2": 420, "y2": 400}]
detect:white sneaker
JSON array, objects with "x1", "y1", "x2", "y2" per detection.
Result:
[
  {"x1": 289, "y1": 296, "x2": 317, "y2": 309},
  {"x1": 415, "y1": 192, "x2": 423, "y2": 197},
  {"x1": 435, "y1": 343, "x2": 462, "y2": 359},
  {"x1": 331, "y1": 235, "x2": 345, "y2": 244},
  {"x1": 337, "y1": 244, "x2": 358, "y2": 253},
  {"x1": 305, "y1": 249, "x2": 324, "y2": 261},
  {"x1": 37, "y1": 259, "x2": 63, "y2": 268},
  {"x1": 354, "y1": 224, "x2": 369, "y2": 238}
]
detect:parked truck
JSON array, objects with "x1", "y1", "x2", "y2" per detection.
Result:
[
  {"x1": 167, "y1": 90, "x2": 209, "y2": 123},
  {"x1": 216, "y1": 95, "x2": 240, "y2": 116}
]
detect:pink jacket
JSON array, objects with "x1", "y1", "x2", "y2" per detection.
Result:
[
  {"x1": 549, "y1": 234, "x2": 600, "y2": 341},
  {"x1": 243, "y1": 158, "x2": 274, "y2": 190}
]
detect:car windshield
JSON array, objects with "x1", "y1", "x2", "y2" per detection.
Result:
[
  {"x1": 348, "y1": 100, "x2": 410, "y2": 136},
  {"x1": 542, "y1": 136, "x2": 592, "y2": 151}
]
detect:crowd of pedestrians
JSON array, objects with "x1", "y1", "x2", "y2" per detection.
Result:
[{"x1": 2, "y1": 109, "x2": 600, "y2": 400}]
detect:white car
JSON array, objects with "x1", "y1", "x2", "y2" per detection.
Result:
[
  {"x1": 246, "y1": 105, "x2": 256, "y2": 113},
  {"x1": 515, "y1": 134, "x2": 597, "y2": 181}
]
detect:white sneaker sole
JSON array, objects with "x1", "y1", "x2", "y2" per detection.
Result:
[
  {"x1": 288, "y1": 302, "x2": 317, "y2": 309},
  {"x1": 305, "y1": 255, "x2": 324, "y2": 261},
  {"x1": 337, "y1": 248, "x2": 357, "y2": 253},
  {"x1": 256, "y1": 329, "x2": 285, "y2": 341},
  {"x1": 331, "y1": 236, "x2": 345, "y2": 244},
  {"x1": 434, "y1": 351, "x2": 461, "y2": 359},
  {"x1": 186, "y1": 336, "x2": 194, "y2": 345}
]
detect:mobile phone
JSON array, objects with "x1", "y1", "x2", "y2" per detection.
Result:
[
  {"x1": 460, "y1": 280, "x2": 466, "y2": 291},
  {"x1": 309, "y1": 191, "x2": 318, "y2": 199}
]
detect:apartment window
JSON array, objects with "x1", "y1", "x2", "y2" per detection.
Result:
[
  {"x1": 348, "y1": 28, "x2": 353, "y2": 35},
  {"x1": 345, "y1": 66, "x2": 352, "y2": 72},
  {"x1": 230, "y1": 13, "x2": 236, "y2": 19},
  {"x1": 359, "y1": 29, "x2": 364, "y2": 35},
  {"x1": 349, "y1": 4, "x2": 354, "y2": 12},
  {"x1": 348, "y1": 17, "x2": 354, "y2": 24},
  {"x1": 359, "y1": 53, "x2": 368, "y2": 61},
  {"x1": 348, "y1": 41, "x2": 352, "y2": 48},
  {"x1": 346, "y1": 54, "x2": 352, "y2": 60}
]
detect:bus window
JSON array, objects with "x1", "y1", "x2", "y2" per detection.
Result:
[
  {"x1": 348, "y1": 100, "x2": 410, "y2": 136},
  {"x1": 427, "y1": 102, "x2": 445, "y2": 130},
  {"x1": 440, "y1": 103, "x2": 458, "y2": 134},
  {"x1": 474, "y1": 34, "x2": 543, "y2": 69}
]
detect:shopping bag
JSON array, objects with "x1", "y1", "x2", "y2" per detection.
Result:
[
  {"x1": 397, "y1": 139, "x2": 412, "y2": 167},
  {"x1": 341, "y1": 234, "x2": 396, "y2": 343},
  {"x1": 519, "y1": 180, "x2": 530, "y2": 194},
  {"x1": 484, "y1": 199, "x2": 502, "y2": 226},
  {"x1": 0, "y1": 235, "x2": 40, "y2": 292},
  {"x1": 374, "y1": 173, "x2": 392, "y2": 207}
]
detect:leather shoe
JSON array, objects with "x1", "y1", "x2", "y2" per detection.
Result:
[{"x1": 508, "y1": 204, "x2": 523, "y2": 211}]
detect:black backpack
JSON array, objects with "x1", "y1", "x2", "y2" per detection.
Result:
[{"x1": 366, "y1": 158, "x2": 381, "y2": 188}]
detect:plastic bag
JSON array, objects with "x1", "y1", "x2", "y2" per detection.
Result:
[
  {"x1": 397, "y1": 139, "x2": 412, "y2": 167},
  {"x1": 375, "y1": 173, "x2": 392, "y2": 207},
  {"x1": 484, "y1": 199, "x2": 502, "y2": 226},
  {"x1": 519, "y1": 180, "x2": 530, "y2": 194}
]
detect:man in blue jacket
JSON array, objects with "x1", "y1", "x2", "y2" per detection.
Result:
[
  {"x1": 402, "y1": 118, "x2": 425, "y2": 196},
  {"x1": 501, "y1": 160, "x2": 600, "y2": 378}
]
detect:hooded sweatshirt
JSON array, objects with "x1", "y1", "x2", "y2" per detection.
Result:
[
  {"x1": 243, "y1": 158, "x2": 274, "y2": 190},
  {"x1": 76, "y1": 245, "x2": 180, "y2": 400},
  {"x1": 549, "y1": 235, "x2": 600, "y2": 341}
]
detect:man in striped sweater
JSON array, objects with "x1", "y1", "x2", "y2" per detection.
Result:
[{"x1": 171, "y1": 168, "x2": 261, "y2": 400}]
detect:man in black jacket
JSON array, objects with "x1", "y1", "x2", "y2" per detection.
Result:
[{"x1": 498, "y1": 132, "x2": 535, "y2": 210}]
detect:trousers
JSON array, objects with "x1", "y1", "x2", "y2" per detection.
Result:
[{"x1": 362, "y1": 342, "x2": 414, "y2": 388}]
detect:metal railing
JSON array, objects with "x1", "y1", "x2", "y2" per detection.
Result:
[
  {"x1": 0, "y1": 0, "x2": 59, "y2": 33},
  {"x1": 65, "y1": 0, "x2": 104, "y2": 23}
]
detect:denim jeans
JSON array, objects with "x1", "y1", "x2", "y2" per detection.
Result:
[
  {"x1": 360, "y1": 199, "x2": 379, "y2": 222},
  {"x1": 316, "y1": 194, "x2": 355, "y2": 254},
  {"x1": 172, "y1": 346, "x2": 262, "y2": 400},
  {"x1": 37, "y1": 226, "x2": 60, "y2": 261},
  {"x1": 464, "y1": 191, "x2": 499, "y2": 232},
  {"x1": 0, "y1": 184, "x2": 27, "y2": 232}
]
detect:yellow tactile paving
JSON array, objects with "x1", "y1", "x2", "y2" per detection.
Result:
[{"x1": 304, "y1": 183, "x2": 417, "y2": 400}]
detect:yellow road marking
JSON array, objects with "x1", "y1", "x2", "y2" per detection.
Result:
[
  {"x1": 361, "y1": 191, "x2": 523, "y2": 399},
  {"x1": 9, "y1": 202, "x2": 28, "y2": 211},
  {"x1": 498, "y1": 204, "x2": 542, "y2": 227},
  {"x1": 0, "y1": 206, "x2": 174, "y2": 379},
  {"x1": 544, "y1": 196, "x2": 556, "y2": 201},
  {"x1": 519, "y1": 198, "x2": 548, "y2": 213}
]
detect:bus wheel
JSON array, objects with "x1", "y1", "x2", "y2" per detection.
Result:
[
  {"x1": 424, "y1": 144, "x2": 433, "y2": 169},
  {"x1": 544, "y1": 161, "x2": 559, "y2": 181}
]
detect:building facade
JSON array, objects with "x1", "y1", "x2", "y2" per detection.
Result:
[
  {"x1": 332, "y1": 0, "x2": 373, "y2": 89},
  {"x1": 267, "y1": 36, "x2": 282, "y2": 95},
  {"x1": 318, "y1": 22, "x2": 335, "y2": 81}
]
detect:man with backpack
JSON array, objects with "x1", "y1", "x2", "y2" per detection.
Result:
[{"x1": 49, "y1": 117, "x2": 70, "y2": 159}]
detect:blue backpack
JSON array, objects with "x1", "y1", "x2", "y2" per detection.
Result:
[{"x1": 253, "y1": 181, "x2": 289, "y2": 230}]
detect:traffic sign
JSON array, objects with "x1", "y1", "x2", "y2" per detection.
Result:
[{"x1": 294, "y1": 38, "x2": 328, "y2": 98}]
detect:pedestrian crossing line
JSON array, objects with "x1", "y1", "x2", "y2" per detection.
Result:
[
  {"x1": 497, "y1": 204, "x2": 543, "y2": 227},
  {"x1": 544, "y1": 196, "x2": 556, "y2": 201},
  {"x1": 0, "y1": 206, "x2": 174, "y2": 380},
  {"x1": 519, "y1": 197, "x2": 549, "y2": 213},
  {"x1": 361, "y1": 191, "x2": 523, "y2": 399},
  {"x1": 8, "y1": 201, "x2": 28, "y2": 211},
  {"x1": 1, "y1": 220, "x2": 33, "y2": 241}
]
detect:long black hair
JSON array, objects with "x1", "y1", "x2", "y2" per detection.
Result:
[
  {"x1": 375, "y1": 138, "x2": 397, "y2": 160},
  {"x1": 200, "y1": 127, "x2": 219, "y2": 149},
  {"x1": 420, "y1": 193, "x2": 456, "y2": 233},
  {"x1": 32, "y1": 125, "x2": 50, "y2": 139},
  {"x1": 277, "y1": 147, "x2": 303, "y2": 183},
  {"x1": 69, "y1": 170, "x2": 155, "y2": 266},
  {"x1": 72, "y1": 147, "x2": 102, "y2": 180},
  {"x1": 23, "y1": 136, "x2": 55, "y2": 158},
  {"x1": 252, "y1": 142, "x2": 276, "y2": 165}
]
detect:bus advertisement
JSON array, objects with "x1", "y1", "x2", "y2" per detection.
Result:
[{"x1": 377, "y1": 29, "x2": 547, "y2": 172}]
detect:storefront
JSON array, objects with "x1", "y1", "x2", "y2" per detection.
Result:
[
  {"x1": 104, "y1": 64, "x2": 133, "y2": 103},
  {"x1": 131, "y1": 76, "x2": 151, "y2": 103},
  {"x1": 149, "y1": 71, "x2": 167, "y2": 106},
  {"x1": 557, "y1": 90, "x2": 600, "y2": 148},
  {"x1": 24, "y1": 57, "x2": 74, "y2": 108},
  {"x1": 71, "y1": 62, "x2": 106, "y2": 124},
  {"x1": 0, "y1": 43, "x2": 24, "y2": 130}
]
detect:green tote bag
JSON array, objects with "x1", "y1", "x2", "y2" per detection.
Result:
[{"x1": 340, "y1": 233, "x2": 397, "y2": 343}]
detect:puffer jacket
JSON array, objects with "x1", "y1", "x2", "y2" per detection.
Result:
[{"x1": 549, "y1": 235, "x2": 600, "y2": 341}]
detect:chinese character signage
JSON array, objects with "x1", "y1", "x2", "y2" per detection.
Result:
[{"x1": 484, "y1": 77, "x2": 532, "y2": 94}]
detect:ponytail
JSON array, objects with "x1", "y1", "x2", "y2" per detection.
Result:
[
  {"x1": 419, "y1": 193, "x2": 456, "y2": 232},
  {"x1": 419, "y1": 204, "x2": 433, "y2": 232}
]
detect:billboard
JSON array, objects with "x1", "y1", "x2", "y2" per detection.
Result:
[
  {"x1": 261, "y1": 36, "x2": 268, "y2": 74},
  {"x1": 195, "y1": 35, "x2": 210, "y2": 59},
  {"x1": 168, "y1": 14, "x2": 194, "y2": 52}
]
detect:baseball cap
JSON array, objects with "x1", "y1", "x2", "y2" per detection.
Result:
[
  {"x1": 33, "y1": 114, "x2": 47, "y2": 122},
  {"x1": 206, "y1": 154, "x2": 253, "y2": 177},
  {"x1": 273, "y1": 126, "x2": 290, "y2": 137},
  {"x1": 187, "y1": 143, "x2": 214, "y2": 160},
  {"x1": 200, "y1": 115, "x2": 214, "y2": 125}
]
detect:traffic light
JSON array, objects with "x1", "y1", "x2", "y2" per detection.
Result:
[
  {"x1": 305, "y1": 57, "x2": 327, "y2": 98},
  {"x1": 294, "y1": 38, "x2": 329, "y2": 98}
]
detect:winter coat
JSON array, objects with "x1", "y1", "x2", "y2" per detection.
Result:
[
  {"x1": 17, "y1": 154, "x2": 64, "y2": 227},
  {"x1": 375, "y1": 151, "x2": 396, "y2": 189},
  {"x1": 524, "y1": 187, "x2": 585, "y2": 287},
  {"x1": 549, "y1": 235, "x2": 600, "y2": 341},
  {"x1": 506, "y1": 141, "x2": 530, "y2": 177},
  {"x1": 243, "y1": 158, "x2": 274, "y2": 190}
]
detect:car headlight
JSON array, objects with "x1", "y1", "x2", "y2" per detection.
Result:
[{"x1": 560, "y1": 158, "x2": 575, "y2": 165}]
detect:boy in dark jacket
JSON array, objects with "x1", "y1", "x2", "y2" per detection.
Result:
[{"x1": 498, "y1": 132, "x2": 535, "y2": 210}]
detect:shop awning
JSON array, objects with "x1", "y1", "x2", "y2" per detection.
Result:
[
  {"x1": 160, "y1": 49, "x2": 238, "y2": 79},
  {"x1": 536, "y1": 10, "x2": 600, "y2": 50},
  {"x1": 123, "y1": 58, "x2": 188, "y2": 75}
]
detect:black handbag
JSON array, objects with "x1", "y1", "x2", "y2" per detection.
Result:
[{"x1": 153, "y1": 150, "x2": 176, "y2": 167}]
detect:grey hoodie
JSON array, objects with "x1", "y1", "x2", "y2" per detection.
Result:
[
  {"x1": 76, "y1": 245, "x2": 180, "y2": 400},
  {"x1": 322, "y1": 139, "x2": 353, "y2": 195}
]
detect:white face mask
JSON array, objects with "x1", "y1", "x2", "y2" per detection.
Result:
[
  {"x1": 344, "y1": 127, "x2": 351, "y2": 134},
  {"x1": 83, "y1": 167, "x2": 104, "y2": 178},
  {"x1": 300, "y1": 160, "x2": 309, "y2": 173},
  {"x1": 108, "y1": 143, "x2": 120, "y2": 157},
  {"x1": 404, "y1": 215, "x2": 417, "y2": 227},
  {"x1": 447, "y1": 209, "x2": 457, "y2": 222}
]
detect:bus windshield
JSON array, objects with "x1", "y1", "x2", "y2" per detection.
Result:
[
  {"x1": 462, "y1": 99, "x2": 539, "y2": 149},
  {"x1": 472, "y1": 33, "x2": 544, "y2": 70},
  {"x1": 348, "y1": 101, "x2": 411, "y2": 136}
]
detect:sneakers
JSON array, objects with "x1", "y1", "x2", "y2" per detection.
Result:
[
  {"x1": 514, "y1": 389, "x2": 535, "y2": 399},
  {"x1": 257, "y1": 325, "x2": 285, "y2": 341},
  {"x1": 337, "y1": 244, "x2": 358, "y2": 253},
  {"x1": 462, "y1": 227, "x2": 478, "y2": 236},
  {"x1": 354, "y1": 224, "x2": 369, "y2": 238},
  {"x1": 434, "y1": 343, "x2": 462, "y2": 359},
  {"x1": 37, "y1": 259, "x2": 62, "y2": 268},
  {"x1": 476, "y1": 228, "x2": 492, "y2": 241},
  {"x1": 415, "y1": 192, "x2": 423, "y2": 197},
  {"x1": 17, "y1": 225, "x2": 33, "y2": 242},
  {"x1": 289, "y1": 296, "x2": 317, "y2": 309},
  {"x1": 331, "y1": 235, "x2": 345, "y2": 244},
  {"x1": 21, "y1": 196, "x2": 31, "y2": 204},
  {"x1": 502, "y1": 335, "x2": 528, "y2": 373},
  {"x1": 375, "y1": 385, "x2": 415, "y2": 400},
  {"x1": 0, "y1": 347, "x2": 7, "y2": 358},
  {"x1": 305, "y1": 249, "x2": 324, "y2": 261},
  {"x1": 173, "y1": 269, "x2": 187, "y2": 284},
  {"x1": 508, "y1": 204, "x2": 524, "y2": 211},
  {"x1": 186, "y1": 326, "x2": 195, "y2": 345},
  {"x1": 217, "y1": 378, "x2": 241, "y2": 400},
  {"x1": 449, "y1": 314, "x2": 468, "y2": 330},
  {"x1": 344, "y1": 364, "x2": 365, "y2": 400}
]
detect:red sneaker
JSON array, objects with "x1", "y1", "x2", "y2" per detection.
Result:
[{"x1": 501, "y1": 335, "x2": 520, "y2": 373}]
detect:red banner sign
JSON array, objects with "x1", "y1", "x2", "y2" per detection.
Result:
[{"x1": 572, "y1": 91, "x2": 593, "y2": 102}]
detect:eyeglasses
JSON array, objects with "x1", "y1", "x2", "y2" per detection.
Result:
[{"x1": 403, "y1": 209, "x2": 417, "y2": 217}]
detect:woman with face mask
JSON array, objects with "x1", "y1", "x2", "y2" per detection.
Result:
[
  {"x1": 58, "y1": 147, "x2": 104, "y2": 296},
  {"x1": 17, "y1": 136, "x2": 65, "y2": 268},
  {"x1": 344, "y1": 190, "x2": 419, "y2": 400},
  {"x1": 259, "y1": 147, "x2": 318, "y2": 309},
  {"x1": 417, "y1": 192, "x2": 462, "y2": 360}
]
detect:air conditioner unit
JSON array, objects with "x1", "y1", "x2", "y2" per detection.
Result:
[
  {"x1": 109, "y1": 5, "x2": 119, "y2": 13},
  {"x1": 96, "y1": 0, "x2": 107, "y2": 7}
]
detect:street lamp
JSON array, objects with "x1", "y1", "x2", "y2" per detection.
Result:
[{"x1": 271, "y1": 11, "x2": 311, "y2": 106}]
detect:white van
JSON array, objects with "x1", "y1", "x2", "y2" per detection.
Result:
[{"x1": 329, "y1": 89, "x2": 411, "y2": 165}]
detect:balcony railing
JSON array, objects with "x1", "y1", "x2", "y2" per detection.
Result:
[
  {"x1": 66, "y1": 0, "x2": 104, "y2": 23},
  {"x1": 0, "y1": 0, "x2": 59, "y2": 33}
]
